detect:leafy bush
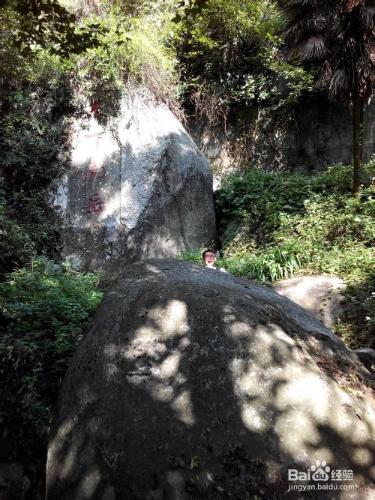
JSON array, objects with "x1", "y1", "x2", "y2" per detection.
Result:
[
  {"x1": 0, "y1": 188, "x2": 66, "y2": 276},
  {"x1": 216, "y1": 168, "x2": 314, "y2": 243},
  {"x1": 0, "y1": 258, "x2": 102, "y2": 468},
  {"x1": 224, "y1": 245, "x2": 302, "y2": 282},
  {"x1": 213, "y1": 161, "x2": 375, "y2": 347},
  {"x1": 172, "y1": 0, "x2": 313, "y2": 122},
  {"x1": 0, "y1": 195, "x2": 36, "y2": 275},
  {"x1": 216, "y1": 162, "x2": 375, "y2": 245},
  {"x1": 73, "y1": 5, "x2": 179, "y2": 119},
  {"x1": 180, "y1": 244, "x2": 301, "y2": 282},
  {"x1": 1, "y1": 57, "x2": 73, "y2": 192},
  {"x1": 179, "y1": 248, "x2": 205, "y2": 266},
  {"x1": 274, "y1": 194, "x2": 374, "y2": 280},
  {"x1": 0, "y1": 50, "x2": 74, "y2": 279}
]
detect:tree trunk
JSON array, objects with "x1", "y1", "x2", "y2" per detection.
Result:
[{"x1": 352, "y1": 90, "x2": 364, "y2": 194}]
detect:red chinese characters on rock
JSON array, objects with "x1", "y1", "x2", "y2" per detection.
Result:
[
  {"x1": 86, "y1": 193, "x2": 105, "y2": 214},
  {"x1": 90, "y1": 100, "x2": 102, "y2": 118}
]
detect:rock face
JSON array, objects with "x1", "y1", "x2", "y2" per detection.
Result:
[
  {"x1": 53, "y1": 89, "x2": 216, "y2": 269},
  {"x1": 189, "y1": 98, "x2": 375, "y2": 184},
  {"x1": 47, "y1": 259, "x2": 375, "y2": 499},
  {"x1": 273, "y1": 275, "x2": 346, "y2": 329}
]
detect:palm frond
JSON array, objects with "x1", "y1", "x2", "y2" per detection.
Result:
[
  {"x1": 317, "y1": 60, "x2": 333, "y2": 86},
  {"x1": 369, "y1": 41, "x2": 375, "y2": 65},
  {"x1": 363, "y1": 6, "x2": 375, "y2": 30},
  {"x1": 280, "y1": 0, "x2": 374, "y2": 100},
  {"x1": 299, "y1": 34, "x2": 327, "y2": 60},
  {"x1": 329, "y1": 68, "x2": 348, "y2": 96}
]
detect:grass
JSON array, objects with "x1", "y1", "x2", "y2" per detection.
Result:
[{"x1": 181, "y1": 161, "x2": 375, "y2": 349}]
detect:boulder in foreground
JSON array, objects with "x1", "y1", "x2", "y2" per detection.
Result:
[{"x1": 47, "y1": 259, "x2": 375, "y2": 499}]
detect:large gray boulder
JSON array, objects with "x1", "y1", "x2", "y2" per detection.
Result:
[
  {"x1": 273, "y1": 275, "x2": 346, "y2": 329},
  {"x1": 53, "y1": 89, "x2": 216, "y2": 269},
  {"x1": 46, "y1": 260, "x2": 375, "y2": 499}
]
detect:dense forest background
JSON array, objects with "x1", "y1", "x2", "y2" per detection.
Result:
[{"x1": 0, "y1": 0, "x2": 374, "y2": 497}]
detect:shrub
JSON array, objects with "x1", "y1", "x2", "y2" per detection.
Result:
[
  {"x1": 223, "y1": 245, "x2": 302, "y2": 282},
  {"x1": 0, "y1": 195, "x2": 36, "y2": 275},
  {"x1": 73, "y1": 5, "x2": 179, "y2": 120},
  {"x1": 214, "y1": 161, "x2": 375, "y2": 347},
  {"x1": 179, "y1": 248, "x2": 205, "y2": 266},
  {"x1": 180, "y1": 244, "x2": 302, "y2": 282},
  {"x1": 0, "y1": 258, "x2": 102, "y2": 468},
  {"x1": 172, "y1": 0, "x2": 313, "y2": 124},
  {"x1": 216, "y1": 168, "x2": 316, "y2": 244}
]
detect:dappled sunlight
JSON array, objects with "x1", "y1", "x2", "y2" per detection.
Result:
[
  {"x1": 148, "y1": 299, "x2": 189, "y2": 335},
  {"x1": 103, "y1": 299, "x2": 195, "y2": 426},
  {"x1": 171, "y1": 389, "x2": 196, "y2": 426},
  {"x1": 47, "y1": 261, "x2": 375, "y2": 498},
  {"x1": 226, "y1": 320, "x2": 252, "y2": 338},
  {"x1": 47, "y1": 416, "x2": 78, "y2": 483},
  {"x1": 144, "y1": 263, "x2": 163, "y2": 274},
  {"x1": 59, "y1": 442, "x2": 79, "y2": 481},
  {"x1": 275, "y1": 371, "x2": 331, "y2": 417},
  {"x1": 158, "y1": 351, "x2": 183, "y2": 379},
  {"x1": 225, "y1": 316, "x2": 375, "y2": 470},
  {"x1": 352, "y1": 447, "x2": 373, "y2": 467},
  {"x1": 240, "y1": 405, "x2": 269, "y2": 433},
  {"x1": 97, "y1": 192, "x2": 121, "y2": 223},
  {"x1": 47, "y1": 380, "x2": 100, "y2": 489}
]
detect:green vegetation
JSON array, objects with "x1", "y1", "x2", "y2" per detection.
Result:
[
  {"x1": 0, "y1": 0, "x2": 374, "y2": 495},
  {"x1": 213, "y1": 162, "x2": 374, "y2": 347},
  {"x1": 182, "y1": 161, "x2": 374, "y2": 348},
  {"x1": 173, "y1": 0, "x2": 313, "y2": 123},
  {"x1": 279, "y1": 0, "x2": 374, "y2": 193},
  {"x1": 1, "y1": 2, "x2": 106, "y2": 491},
  {"x1": 71, "y1": 4, "x2": 179, "y2": 119},
  {"x1": 0, "y1": 258, "x2": 102, "y2": 480}
]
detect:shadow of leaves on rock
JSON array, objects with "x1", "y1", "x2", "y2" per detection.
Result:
[{"x1": 46, "y1": 260, "x2": 375, "y2": 499}]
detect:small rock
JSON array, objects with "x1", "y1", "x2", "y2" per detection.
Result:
[{"x1": 274, "y1": 275, "x2": 346, "y2": 328}]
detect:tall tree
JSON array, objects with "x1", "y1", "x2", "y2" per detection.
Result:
[{"x1": 279, "y1": 0, "x2": 375, "y2": 194}]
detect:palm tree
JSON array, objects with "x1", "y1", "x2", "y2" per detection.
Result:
[{"x1": 278, "y1": 0, "x2": 375, "y2": 194}]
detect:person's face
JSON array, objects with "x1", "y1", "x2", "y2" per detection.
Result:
[{"x1": 203, "y1": 251, "x2": 216, "y2": 266}]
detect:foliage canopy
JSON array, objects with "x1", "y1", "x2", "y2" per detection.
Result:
[
  {"x1": 278, "y1": 0, "x2": 375, "y2": 192},
  {"x1": 171, "y1": 0, "x2": 313, "y2": 123}
]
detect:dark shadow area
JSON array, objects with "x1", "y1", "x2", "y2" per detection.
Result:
[
  {"x1": 46, "y1": 260, "x2": 375, "y2": 499},
  {"x1": 339, "y1": 271, "x2": 375, "y2": 352}
]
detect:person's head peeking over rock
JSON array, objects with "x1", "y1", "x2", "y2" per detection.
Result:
[
  {"x1": 202, "y1": 248, "x2": 217, "y2": 268},
  {"x1": 202, "y1": 249, "x2": 228, "y2": 273}
]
